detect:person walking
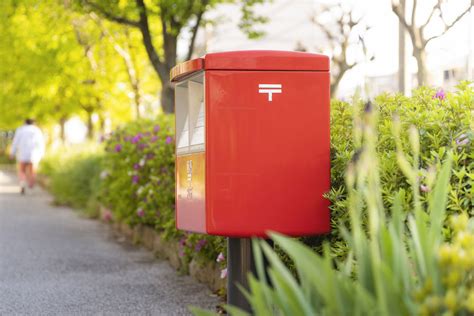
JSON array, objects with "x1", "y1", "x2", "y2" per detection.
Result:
[{"x1": 9, "y1": 118, "x2": 45, "y2": 194}]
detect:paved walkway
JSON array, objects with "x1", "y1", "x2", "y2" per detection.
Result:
[{"x1": 0, "y1": 169, "x2": 219, "y2": 315}]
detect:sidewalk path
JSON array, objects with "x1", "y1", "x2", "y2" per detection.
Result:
[{"x1": 0, "y1": 170, "x2": 219, "y2": 315}]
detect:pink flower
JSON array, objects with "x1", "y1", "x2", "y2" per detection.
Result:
[
  {"x1": 216, "y1": 252, "x2": 225, "y2": 263},
  {"x1": 433, "y1": 89, "x2": 446, "y2": 101},
  {"x1": 103, "y1": 210, "x2": 112, "y2": 222},
  {"x1": 136, "y1": 208, "x2": 145, "y2": 217},
  {"x1": 420, "y1": 184, "x2": 429, "y2": 193},
  {"x1": 220, "y1": 268, "x2": 228, "y2": 279}
]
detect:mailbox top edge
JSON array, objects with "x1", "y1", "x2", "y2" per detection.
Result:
[{"x1": 170, "y1": 50, "x2": 329, "y2": 82}]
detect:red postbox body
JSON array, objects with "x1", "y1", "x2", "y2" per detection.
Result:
[{"x1": 171, "y1": 50, "x2": 330, "y2": 237}]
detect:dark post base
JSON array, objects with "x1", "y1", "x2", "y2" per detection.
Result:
[{"x1": 227, "y1": 237, "x2": 255, "y2": 313}]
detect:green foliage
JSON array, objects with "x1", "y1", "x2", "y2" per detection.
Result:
[
  {"x1": 201, "y1": 92, "x2": 473, "y2": 316},
  {"x1": 40, "y1": 143, "x2": 103, "y2": 217},
  {"x1": 327, "y1": 83, "x2": 473, "y2": 258},
  {"x1": 0, "y1": 0, "x2": 153, "y2": 131},
  {"x1": 100, "y1": 115, "x2": 225, "y2": 263}
]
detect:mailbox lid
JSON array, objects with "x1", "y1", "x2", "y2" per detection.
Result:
[
  {"x1": 205, "y1": 50, "x2": 329, "y2": 72},
  {"x1": 170, "y1": 50, "x2": 329, "y2": 82}
]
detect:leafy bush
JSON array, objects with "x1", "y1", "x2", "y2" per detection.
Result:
[
  {"x1": 193, "y1": 91, "x2": 473, "y2": 316},
  {"x1": 40, "y1": 143, "x2": 103, "y2": 217},
  {"x1": 327, "y1": 83, "x2": 473, "y2": 257},
  {"x1": 100, "y1": 116, "x2": 225, "y2": 265}
]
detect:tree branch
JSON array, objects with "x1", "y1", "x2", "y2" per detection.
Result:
[
  {"x1": 392, "y1": 2, "x2": 411, "y2": 31},
  {"x1": 424, "y1": 3, "x2": 472, "y2": 47},
  {"x1": 411, "y1": 0, "x2": 417, "y2": 25},
  {"x1": 186, "y1": 1, "x2": 208, "y2": 61},
  {"x1": 83, "y1": 0, "x2": 139, "y2": 27},
  {"x1": 420, "y1": 1, "x2": 440, "y2": 32},
  {"x1": 135, "y1": 0, "x2": 167, "y2": 80}
]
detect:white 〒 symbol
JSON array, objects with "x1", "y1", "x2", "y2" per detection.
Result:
[{"x1": 258, "y1": 84, "x2": 282, "y2": 102}]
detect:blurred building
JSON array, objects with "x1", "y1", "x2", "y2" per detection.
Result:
[{"x1": 184, "y1": 0, "x2": 473, "y2": 98}]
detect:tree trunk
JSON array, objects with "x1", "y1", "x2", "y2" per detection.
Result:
[
  {"x1": 59, "y1": 116, "x2": 67, "y2": 143},
  {"x1": 98, "y1": 113, "x2": 106, "y2": 135},
  {"x1": 86, "y1": 112, "x2": 94, "y2": 140},
  {"x1": 161, "y1": 82, "x2": 174, "y2": 114},
  {"x1": 330, "y1": 66, "x2": 347, "y2": 98},
  {"x1": 413, "y1": 47, "x2": 427, "y2": 86}
]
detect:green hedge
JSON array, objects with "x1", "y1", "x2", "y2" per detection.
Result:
[
  {"x1": 100, "y1": 116, "x2": 226, "y2": 266},
  {"x1": 40, "y1": 143, "x2": 103, "y2": 218},
  {"x1": 327, "y1": 83, "x2": 473, "y2": 257}
]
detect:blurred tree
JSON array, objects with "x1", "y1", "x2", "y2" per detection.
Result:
[
  {"x1": 0, "y1": 0, "x2": 140, "y2": 139},
  {"x1": 0, "y1": 0, "x2": 84, "y2": 132},
  {"x1": 392, "y1": 0, "x2": 473, "y2": 86},
  {"x1": 76, "y1": 0, "x2": 268, "y2": 113},
  {"x1": 311, "y1": 3, "x2": 373, "y2": 98}
]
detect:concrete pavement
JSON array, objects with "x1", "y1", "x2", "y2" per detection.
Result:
[{"x1": 0, "y1": 169, "x2": 219, "y2": 315}]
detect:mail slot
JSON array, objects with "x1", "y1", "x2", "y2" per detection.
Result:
[{"x1": 171, "y1": 50, "x2": 330, "y2": 237}]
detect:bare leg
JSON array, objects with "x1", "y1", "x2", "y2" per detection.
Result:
[
  {"x1": 18, "y1": 162, "x2": 27, "y2": 194},
  {"x1": 26, "y1": 163, "x2": 35, "y2": 188}
]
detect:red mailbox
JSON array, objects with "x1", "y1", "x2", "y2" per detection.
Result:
[{"x1": 171, "y1": 50, "x2": 330, "y2": 237}]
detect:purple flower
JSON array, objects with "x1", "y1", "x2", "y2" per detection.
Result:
[
  {"x1": 133, "y1": 163, "x2": 140, "y2": 170},
  {"x1": 220, "y1": 268, "x2": 228, "y2": 279},
  {"x1": 146, "y1": 153, "x2": 155, "y2": 160},
  {"x1": 131, "y1": 135, "x2": 141, "y2": 144},
  {"x1": 433, "y1": 89, "x2": 446, "y2": 101},
  {"x1": 179, "y1": 237, "x2": 187, "y2": 247},
  {"x1": 99, "y1": 135, "x2": 106, "y2": 143},
  {"x1": 195, "y1": 239, "x2": 207, "y2": 252},
  {"x1": 216, "y1": 252, "x2": 225, "y2": 263},
  {"x1": 166, "y1": 136, "x2": 173, "y2": 144},
  {"x1": 115, "y1": 144, "x2": 122, "y2": 152},
  {"x1": 144, "y1": 132, "x2": 151, "y2": 137},
  {"x1": 132, "y1": 175, "x2": 139, "y2": 184},
  {"x1": 457, "y1": 138, "x2": 470, "y2": 146},
  {"x1": 456, "y1": 134, "x2": 470, "y2": 147},
  {"x1": 138, "y1": 143, "x2": 147, "y2": 150},
  {"x1": 150, "y1": 136, "x2": 158, "y2": 143},
  {"x1": 153, "y1": 125, "x2": 160, "y2": 133},
  {"x1": 136, "y1": 208, "x2": 145, "y2": 217}
]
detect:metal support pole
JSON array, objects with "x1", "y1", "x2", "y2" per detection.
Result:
[{"x1": 227, "y1": 237, "x2": 255, "y2": 313}]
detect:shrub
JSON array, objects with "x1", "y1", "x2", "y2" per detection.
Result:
[
  {"x1": 327, "y1": 83, "x2": 473, "y2": 257},
  {"x1": 40, "y1": 143, "x2": 103, "y2": 218},
  {"x1": 100, "y1": 116, "x2": 225, "y2": 264}
]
